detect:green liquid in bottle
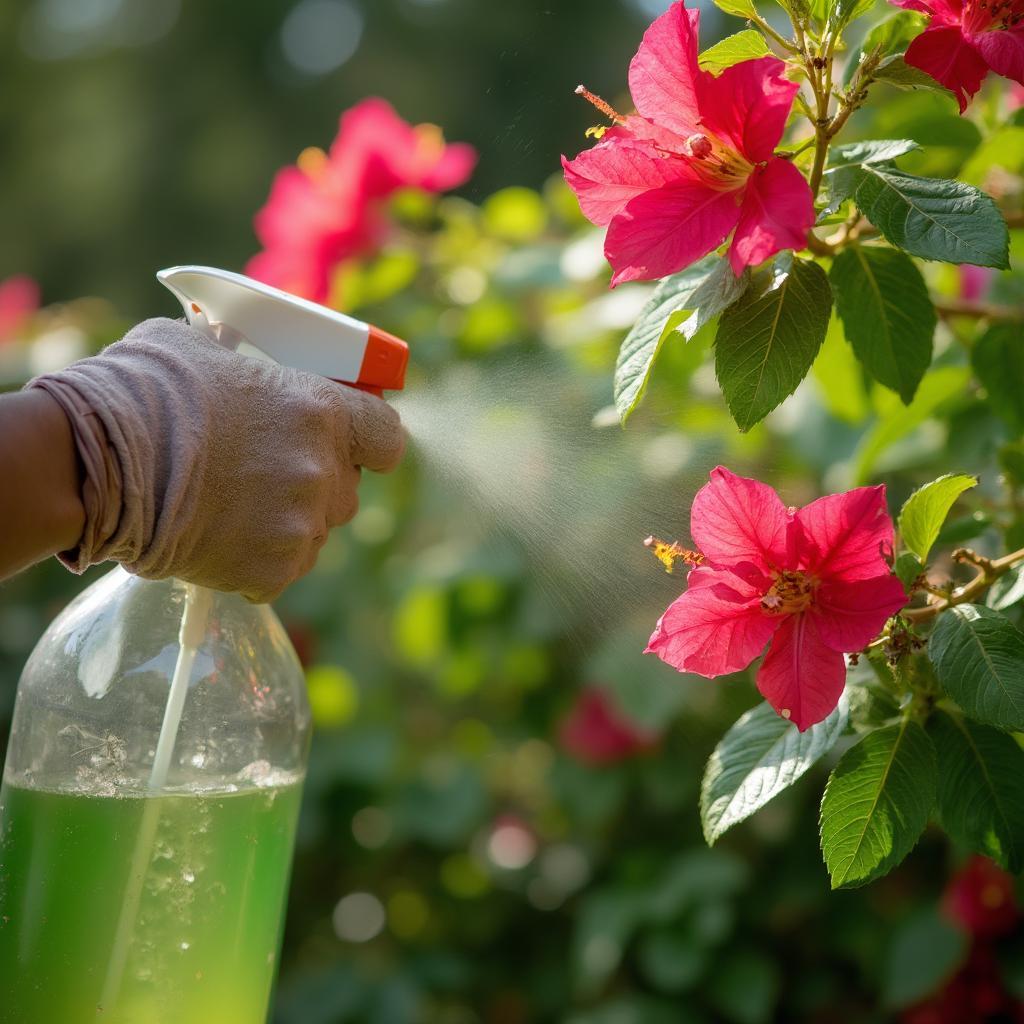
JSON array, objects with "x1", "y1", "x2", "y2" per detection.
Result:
[{"x1": 0, "y1": 780, "x2": 303, "y2": 1024}]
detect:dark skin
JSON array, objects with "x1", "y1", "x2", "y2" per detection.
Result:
[{"x1": 0, "y1": 390, "x2": 84, "y2": 579}]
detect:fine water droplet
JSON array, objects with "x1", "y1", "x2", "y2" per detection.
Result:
[{"x1": 180, "y1": 941, "x2": 190, "y2": 951}]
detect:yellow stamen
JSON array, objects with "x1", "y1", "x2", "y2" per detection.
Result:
[
  {"x1": 760, "y1": 570, "x2": 815, "y2": 615},
  {"x1": 575, "y1": 84, "x2": 627, "y2": 126},
  {"x1": 644, "y1": 536, "x2": 704, "y2": 574}
]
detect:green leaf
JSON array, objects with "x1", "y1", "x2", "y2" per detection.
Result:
[
  {"x1": 930, "y1": 604, "x2": 1024, "y2": 731},
  {"x1": 700, "y1": 698, "x2": 848, "y2": 845},
  {"x1": 828, "y1": 139, "x2": 920, "y2": 168},
  {"x1": 830, "y1": 246, "x2": 935, "y2": 403},
  {"x1": 614, "y1": 257, "x2": 746, "y2": 424},
  {"x1": 852, "y1": 11, "x2": 926, "y2": 69},
  {"x1": 873, "y1": 55, "x2": 955, "y2": 95},
  {"x1": 898, "y1": 473, "x2": 977, "y2": 563},
  {"x1": 827, "y1": 0, "x2": 877, "y2": 32},
  {"x1": 854, "y1": 165, "x2": 1010, "y2": 269},
  {"x1": 712, "y1": 0, "x2": 759, "y2": 17},
  {"x1": 715, "y1": 255, "x2": 832, "y2": 432},
  {"x1": 846, "y1": 663, "x2": 902, "y2": 732},
  {"x1": 974, "y1": 324, "x2": 1024, "y2": 437},
  {"x1": 823, "y1": 141, "x2": 919, "y2": 213},
  {"x1": 854, "y1": 366, "x2": 970, "y2": 483},
  {"x1": 698, "y1": 30, "x2": 771, "y2": 73},
  {"x1": 988, "y1": 565, "x2": 1024, "y2": 612},
  {"x1": 928, "y1": 709, "x2": 1024, "y2": 872},
  {"x1": 894, "y1": 553, "x2": 924, "y2": 589},
  {"x1": 819, "y1": 721, "x2": 936, "y2": 888}
]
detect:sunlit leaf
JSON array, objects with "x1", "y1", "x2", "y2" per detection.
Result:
[
  {"x1": 819, "y1": 720, "x2": 936, "y2": 888},
  {"x1": 898, "y1": 473, "x2": 977, "y2": 562},
  {"x1": 698, "y1": 30, "x2": 771, "y2": 73},
  {"x1": 615, "y1": 257, "x2": 746, "y2": 424},
  {"x1": 701, "y1": 698, "x2": 848, "y2": 845},
  {"x1": 715, "y1": 254, "x2": 832, "y2": 431}
]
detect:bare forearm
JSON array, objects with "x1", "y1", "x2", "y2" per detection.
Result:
[{"x1": 0, "y1": 390, "x2": 85, "y2": 580}]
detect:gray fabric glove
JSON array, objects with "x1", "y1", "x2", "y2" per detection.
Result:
[{"x1": 29, "y1": 317, "x2": 404, "y2": 602}]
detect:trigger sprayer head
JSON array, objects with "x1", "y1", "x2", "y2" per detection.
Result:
[{"x1": 157, "y1": 265, "x2": 408, "y2": 395}]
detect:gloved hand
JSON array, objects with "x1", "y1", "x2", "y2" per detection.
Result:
[{"x1": 30, "y1": 317, "x2": 404, "y2": 602}]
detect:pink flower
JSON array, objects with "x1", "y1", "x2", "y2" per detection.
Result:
[
  {"x1": 959, "y1": 264, "x2": 994, "y2": 301},
  {"x1": 893, "y1": 0, "x2": 1024, "y2": 112},
  {"x1": 0, "y1": 275, "x2": 40, "y2": 344},
  {"x1": 559, "y1": 687, "x2": 660, "y2": 765},
  {"x1": 646, "y1": 467, "x2": 907, "y2": 731},
  {"x1": 247, "y1": 98, "x2": 476, "y2": 303},
  {"x1": 562, "y1": 1, "x2": 814, "y2": 284}
]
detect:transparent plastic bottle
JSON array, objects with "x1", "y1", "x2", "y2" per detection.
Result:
[{"x1": 0, "y1": 568, "x2": 311, "y2": 1024}]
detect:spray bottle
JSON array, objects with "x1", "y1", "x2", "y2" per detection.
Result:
[{"x1": 0, "y1": 267, "x2": 408, "y2": 1024}]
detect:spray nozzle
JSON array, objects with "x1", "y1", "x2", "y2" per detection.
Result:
[{"x1": 158, "y1": 265, "x2": 408, "y2": 396}]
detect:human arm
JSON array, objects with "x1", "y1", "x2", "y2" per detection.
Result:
[{"x1": 0, "y1": 389, "x2": 85, "y2": 579}]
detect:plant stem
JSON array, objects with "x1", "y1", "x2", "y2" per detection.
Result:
[
  {"x1": 751, "y1": 13, "x2": 800, "y2": 53},
  {"x1": 903, "y1": 545, "x2": 1024, "y2": 623},
  {"x1": 935, "y1": 298, "x2": 1024, "y2": 322}
]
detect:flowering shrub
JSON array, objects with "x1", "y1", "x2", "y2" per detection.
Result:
[{"x1": 567, "y1": 0, "x2": 1024, "y2": 893}]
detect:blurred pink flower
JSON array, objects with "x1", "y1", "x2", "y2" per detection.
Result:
[
  {"x1": 247, "y1": 98, "x2": 476, "y2": 303},
  {"x1": 647, "y1": 467, "x2": 906, "y2": 731},
  {"x1": 944, "y1": 856, "x2": 1020, "y2": 938},
  {"x1": 892, "y1": 0, "x2": 1024, "y2": 112},
  {"x1": 562, "y1": 0, "x2": 813, "y2": 284},
  {"x1": 0, "y1": 275, "x2": 40, "y2": 344},
  {"x1": 959, "y1": 264, "x2": 994, "y2": 301},
  {"x1": 559, "y1": 688, "x2": 660, "y2": 765}
]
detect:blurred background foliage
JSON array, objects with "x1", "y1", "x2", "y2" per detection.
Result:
[{"x1": 2, "y1": 1, "x2": 1024, "y2": 1022}]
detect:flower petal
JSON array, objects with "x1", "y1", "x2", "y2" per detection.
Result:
[
  {"x1": 757, "y1": 614, "x2": 847, "y2": 731},
  {"x1": 795, "y1": 485, "x2": 894, "y2": 582},
  {"x1": 646, "y1": 566, "x2": 780, "y2": 677},
  {"x1": 420, "y1": 142, "x2": 478, "y2": 192},
  {"x1": 689, "y1": 466, "x2": 791, "y2": 572},
  {"x1": 890, "y1": 0, "x2": 963, "y2": 24},
  {"x1": 814, "y1": 575, "x2": 908, "y2": 652},
  {"x1": 697, "y1": 56, "x2": 800, "y2": 162},
  {"x1": 628, "y1": 1, "x2": 705, "y2": 138},
  {"x1": 974, "y1": 28, "x2": 1024, "y2": 89},
  {"x1": 605, "y1": 180, "x2": 742, "y2": 285},
  {"x1": 728, "y1": 158, "x2": 815, "y2": 275},
  {"x1": 561, "y1": 143, "x2": 686, "y2": 226},
  {"x1": 904, "y1": 26, "x2": 990, "y2": 111}
]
